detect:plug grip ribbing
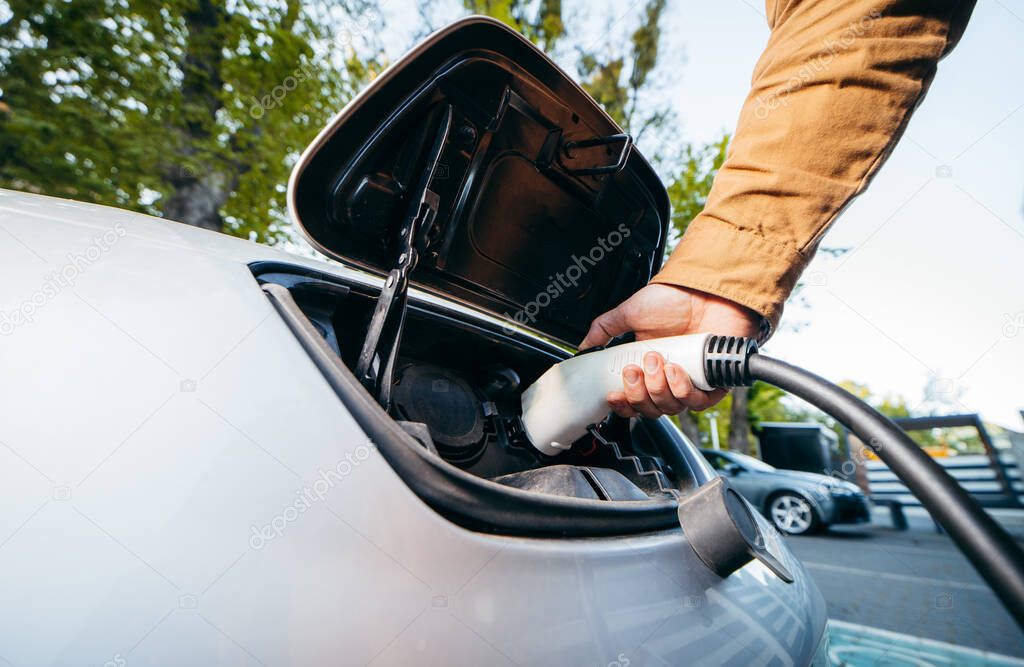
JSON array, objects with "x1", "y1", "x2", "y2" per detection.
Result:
[{"x1": 703, "y1": 335, "x2": 757, "y2": 388}]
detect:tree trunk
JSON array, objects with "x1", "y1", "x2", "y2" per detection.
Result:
[
  {"x1": 728, "y1": 386, "x2": 751, "y2": 454},
  {"x1": 163, "y1": 169, "x2": 228, "y2": 231},
  {"x1": 163, "y1": 0, "x2": 229, "y2": 232}
]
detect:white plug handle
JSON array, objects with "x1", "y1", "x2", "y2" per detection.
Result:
[{"x1": 520, "y1": 333, "x2": 712, "y2": 456}]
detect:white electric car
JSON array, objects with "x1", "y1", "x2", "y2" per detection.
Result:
[{"x1": 0, "y1": 17, "x2": 827, "y2": 666}]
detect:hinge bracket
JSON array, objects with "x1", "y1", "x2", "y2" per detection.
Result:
[{"x1": 354, "y1": 105, "x2": 453, "y2": 408}]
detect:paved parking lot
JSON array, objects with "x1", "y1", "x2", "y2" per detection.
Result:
[{"x1": 785, "y1": 509, "x2": 1024, "y2": 658}]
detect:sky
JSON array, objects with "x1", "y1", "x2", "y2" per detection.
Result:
[{"x1": 376, "y1": 1, "x2": 1024, "y2": 428}]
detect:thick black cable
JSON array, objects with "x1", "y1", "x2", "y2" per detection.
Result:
[{"x1": 747, "y1": 353, "x2": 1024, "y2": 629}]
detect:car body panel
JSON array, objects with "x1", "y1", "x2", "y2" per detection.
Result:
[{"x1": 0, "y1": 189, "x2": 826, "y2": 665}]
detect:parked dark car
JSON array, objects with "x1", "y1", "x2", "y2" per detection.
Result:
[{"x1": 702, "y1": 449, "x2": 871, "y2": 535}]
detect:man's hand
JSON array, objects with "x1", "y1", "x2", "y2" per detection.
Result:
[{"x1": 580, "y1": 284, "x2": 761, "y2": 418}]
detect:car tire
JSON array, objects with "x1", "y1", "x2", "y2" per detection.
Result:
[{"x1": 767, "y1": 492, "x2": 819, "y2": 536}]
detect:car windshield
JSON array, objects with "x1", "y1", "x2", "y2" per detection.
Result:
[{"x1": 727, "y1": 451, "x2": 777, "y2": 472}]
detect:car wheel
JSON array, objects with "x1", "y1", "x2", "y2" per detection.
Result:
[{"x1": 768, "y1": 493, "x2": 818, "y2": 536}]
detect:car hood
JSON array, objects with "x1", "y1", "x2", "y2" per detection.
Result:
[
  {"x1": 763, "y1": 468, "x2": 860, "y2": 493},
  {"x1": 287, "y1": 16, "x2": 670, "y2": 346}
]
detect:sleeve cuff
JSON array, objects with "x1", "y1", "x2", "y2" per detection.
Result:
[{"x1": 650, "y1": 214, "x2": 809, "y2": 333}]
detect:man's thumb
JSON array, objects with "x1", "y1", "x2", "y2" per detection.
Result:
[{"x1": 580, "y1": 305, "x2": 630, "y2": 350}]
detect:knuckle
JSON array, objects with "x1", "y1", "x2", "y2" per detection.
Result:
[
  {"x1": 667, "y1": 381, "x2": 692, "y2": 401},
  {"x1": 623, "y1": 385, "x2": 647, "y2": 405},
  {"x1": 623, "y1": 386, "x2": 642, "y2": 404},
  {"x1": 645, "y1": 381, "x2": 671, "y2": 402},
  {"x1": 625, "y1": 393, "x2": 659, "y2": 418},
  {"x1": 653, "y1": 397, "x2": 682, "y2": 415},
  {"x1": 644, "y1": 370, "x2": 668, "y2": 392}
]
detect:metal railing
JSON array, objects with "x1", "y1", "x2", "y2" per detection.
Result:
[
  {"x1": 861, "y1": 415, "x2": 1024, "y2": 509},
  {"x1": 866, "y1": 453, "x2": 1023, "y2": 508}
]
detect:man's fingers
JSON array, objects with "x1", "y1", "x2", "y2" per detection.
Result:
[
  {"x1": 664, "y1": 362, "x2": 696, "y2": 403},
  {"x1": 605, "y1": 360, "x2": 730, "y2": 420},
  {"x1": 688, "y1": 388, "x2": 728, "y2": 411},
  {"x1": 642, "y1": 353, "x2": 685, "y2": 414},
  {"x1": 607, "y1": 391, "x2": 638, "y2": 418},
  {"x1": 580, "y1": 304, "x2": 630, "y2": 350},
  {"x1": 621, "y1": 364, "x2": 663, "y2": 418},
  {"x1": 664, "y1": 362, "x2": 726, "y2": 411}
]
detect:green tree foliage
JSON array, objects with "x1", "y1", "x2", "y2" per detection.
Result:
[
  {"x1": 663, "y1": 136, "x2": 729, "y2": 242},
  {"x1": 0, "y1": 0, "x2": 380, "y2": 243},
  {"x1": 749, "y1": 381, "x2": 795, "y2": 424}
]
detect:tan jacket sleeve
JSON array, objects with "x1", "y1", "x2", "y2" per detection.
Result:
[{"x1": 651, "y1": 0, "x2": 975, "y2": 334}]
